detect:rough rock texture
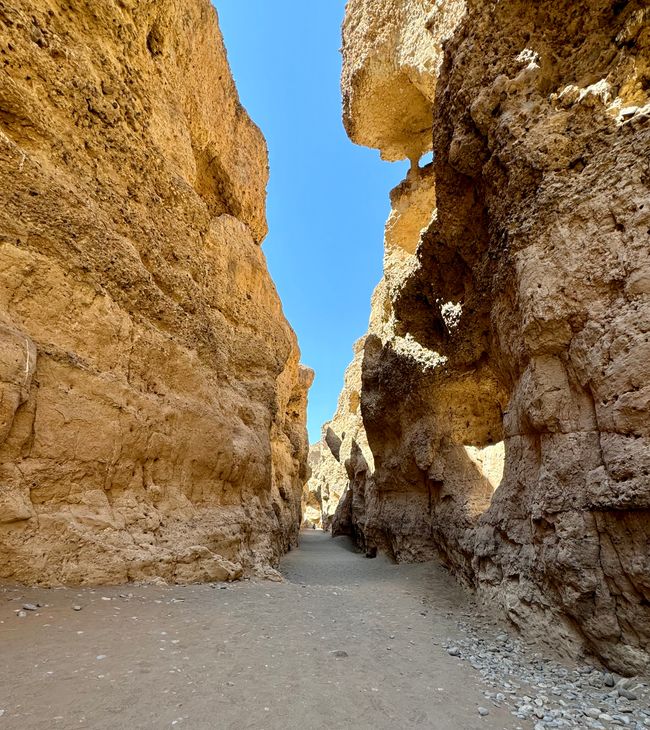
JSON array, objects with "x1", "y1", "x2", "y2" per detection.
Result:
[
  {"x1": 341, "y1": 0, "x2": 465, "y2": 163},
  {"x1": 305, "y1": 337, "x2": 372, "y2": 534},
  {"x1": 332, "y1": 0, "x2": 650, "y2": 674},
  {"x1": 0, "y1": 0, "x2": 312, "y2": 585},
  {"x1": 301, "y1": 444, "x2": 323, "y2": 528}
]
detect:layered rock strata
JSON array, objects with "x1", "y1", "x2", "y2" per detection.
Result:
[
  {"x1": 0, "y1": 0, "x2": 312, "y2": 585},
  {"x1": 328, "y1": 0, "x2": 650, "y2": 674}
]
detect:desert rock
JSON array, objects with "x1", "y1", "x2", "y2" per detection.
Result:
[
  {"x1": 318, "y1": 0, "x2": 650, "y2": 675},
  {"x1": 0, "y1": 0, "x2": 312, "y2": 585}
]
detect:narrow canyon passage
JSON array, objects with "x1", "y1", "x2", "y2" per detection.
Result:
[
  {"x1": 0, "y1": 532, "x2": 521, "y2": 730},
  {"x1": 1, "y1": 2, "x2": 648, "y2": 729}
]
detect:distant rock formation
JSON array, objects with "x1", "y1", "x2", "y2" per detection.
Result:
[
  {"x1": 305, "y1": 338, "x2": 372, "y2": 535},
  {"x1": 314, "y1": 0, "x2": 650, "y2": 674},
  {"x1": 0, "y1": 0, "x2": 312, "y2": 584},
  {"x1": 301, "y1": 444, "x2": 324, "y2": 528}
]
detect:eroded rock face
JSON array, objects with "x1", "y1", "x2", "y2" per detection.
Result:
[
  {"x1": 301, "y1": 444, "x2": 324, "y2": 528},
  {"x1": 341, "y1": 0, "x2": 465, "y2": 162},
  {"x1": 0, "y1": 0, "x2": 312, "y2": 585},
  {"x1": 305, "y1": 339, "x2": 371, "y2": 533},
  {"x1": 333, "y1": 0, "x2": 650, "y2": 673}
]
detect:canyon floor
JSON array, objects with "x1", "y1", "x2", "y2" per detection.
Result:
[{"x1": 1, "y1": 531, "x2": 648, "y2": 730}]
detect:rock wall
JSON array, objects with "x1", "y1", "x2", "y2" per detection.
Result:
[
  {"x1": 0, "y1": 0, "x2": 312, "y2": 585},
  {"x1": 301, "y1": 444, "x2": 324, "y2": 528},
  {"x1": 305, "y1": 337, "x2": 372, "y2": 534},
  {"x1": 330, "y1": 0, "x2": 650, "y2": 674}
]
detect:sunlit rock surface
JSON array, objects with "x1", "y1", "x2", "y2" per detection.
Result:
[
  {"x1": 319, "y1": 0, "x2": 650, "y2": 674},
  {"x1": 0, "y1": 0, "x2": 312, "y2": 585}
]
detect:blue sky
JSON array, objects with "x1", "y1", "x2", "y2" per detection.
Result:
[{"x1": 216, "y1": 2, "x2": 408, "y2": 443}]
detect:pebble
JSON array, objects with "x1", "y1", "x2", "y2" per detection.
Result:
[
  {"x1": 441, "y1": 621, "x2": 649, "y2": 730},
  {"x1": 618, "y1": 688, "x2": 638, "y2": 701},
  {"x1": 22, "y1": 604, "x2": 38, "y2": 611},
  {"x1": 330, "y1": 650, "x2": 348, "y2": 658},
  {"x1": 72, "y1": 605, "x2": 82, "y2": 611},
  {"x1": 478, "y1": 707, "x2": 489, "y2": 716}
]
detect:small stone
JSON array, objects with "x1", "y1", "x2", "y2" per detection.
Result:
[
  {"x1": 72, "y1": 605, "x2": 82, "y2": 611},
  {"x1": 16, "y1": 611, "x2": 27, "y2": 618},
  {"x1": 478, "y1": 707, "x2": 489, "y2": 716},
  {"x1": 96, "y1": 655, "x2": 107, "y2": 661},
  {"x1": 330, "y1": 650, "x2": 348, "y2": 658},
  {"x1": 22, "y1": 603, "x2": 38, "y2": 611},
  {"x1": 612, "y1": 714, "x2": 630, "y2": 725},
  {"x1": 447, "y1": 646, "x2": 461, "y2": 657},
  {"x1": 604, "y1": 673, "x2": 616, "y2": 687},
  {"x1": 618, "y1": 688, "x2": 638, "y2": 701},
  {"x1": 586, "y1": 708, "x2": 602, "y2": 719}
]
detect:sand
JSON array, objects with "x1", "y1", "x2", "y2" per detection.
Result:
[{"x1": 0, "y1": 531, "x2": 525, "y2": 729}]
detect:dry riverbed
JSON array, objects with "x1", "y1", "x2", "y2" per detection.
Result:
[{"x1": 0, "y1": 531, "x2": 647, "y2": 729}]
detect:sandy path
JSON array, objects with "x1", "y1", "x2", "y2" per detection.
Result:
[{"x1": 0, "y1": 531, "x2": 526, "y2": 729}]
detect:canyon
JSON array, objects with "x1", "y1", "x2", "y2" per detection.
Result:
[
  {"x1": 0, "y1": 0, "x2": 649, "y2": 726},
  {"x1": 0, "y1": 0, "x2": 312, "y2": 585},
  {"x1": 308, "y1": 0, "x2": 650, "y2": 677}
]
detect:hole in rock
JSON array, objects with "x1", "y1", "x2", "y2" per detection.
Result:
[
  {"x1": 419, "y1": 151, "x2": 434, "y2": 167},
  {"x1": 440, "y1": 300, "x2": 462, "y2": 333},
  {"x1": 146, "y1": 23, "x2": 164, "y2": 56},
  {"x1": 462, "y1": 441, "x2": 506, "y2": 517}
]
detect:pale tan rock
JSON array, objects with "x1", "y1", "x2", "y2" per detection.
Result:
[
  {"x1": 305, "y1": 338, "x2": 372, "y2": 533},
  {"x1": 332, "y1": 0, "x2": 650, "y2": 674},
  {"x1": 342, "y1": 0, "x2": 466, "y2": 162},
  {"x1": 0, "y1": 0, "x2": 311, "y2": 585},
  {"x1": 301, "y1": 445, "x2": 324, "y2": 528}
]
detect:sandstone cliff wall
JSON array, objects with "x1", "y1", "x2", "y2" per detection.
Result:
[
  {"x1": 305, "y1": 337, "x2": 372, "y2": 534},
  {"x1": 327, "y1": 0, "x2": 650, "y2": 674},
  {"x1": 0, "y1": 0, "x2": 312, "y2": 585}
]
